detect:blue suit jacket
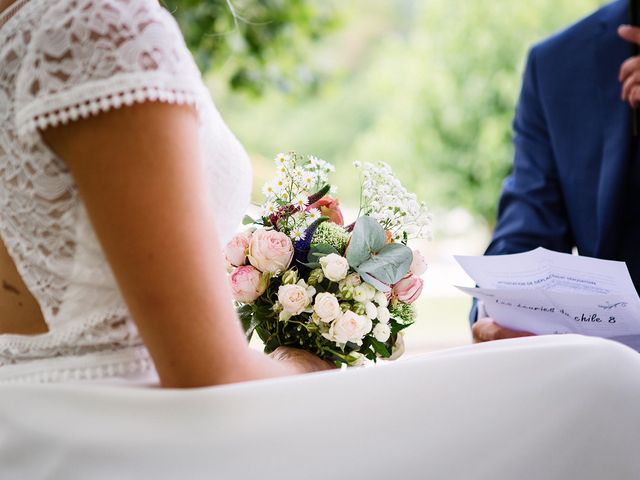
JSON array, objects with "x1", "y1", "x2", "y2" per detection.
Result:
[{"x1": 470, "y1": 0, "x2": 633, "y2": 323}]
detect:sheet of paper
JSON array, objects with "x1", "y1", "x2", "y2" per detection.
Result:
[
  {"x1": 455, "y1": 247, "x2": 639, "y2": 297},
  {"x1": 455, "y1": 248, "x2": 640, "y2": 346},
  {"x1": 456, "y1": 286, "x2": 640, "y2": 337}
]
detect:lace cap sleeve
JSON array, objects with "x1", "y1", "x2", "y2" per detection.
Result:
[{"x1": 15, "y1": 0, "x2": 204, "y2": 142}]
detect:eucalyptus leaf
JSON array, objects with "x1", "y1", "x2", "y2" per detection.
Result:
[
  {"x1": 345, "y1": 216, "x2": 387, "y2": 268},
  {"x1": 357, "y1": 271, "x2": 392, "y2": 293},
  {"x1": 356, "y1": 243, "x2": 413, "y2": 285},
  {"x1": 242, "y1": 215, "x2": 255, "y2": 225}
]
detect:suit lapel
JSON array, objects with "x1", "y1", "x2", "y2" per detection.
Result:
[{"x1": 595, "y1": 15, "x2": 633, "y2": 257}]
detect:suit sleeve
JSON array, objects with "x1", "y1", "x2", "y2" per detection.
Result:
[{"x1": 469, "y1": 46, "x2": 574, "y2": 325}]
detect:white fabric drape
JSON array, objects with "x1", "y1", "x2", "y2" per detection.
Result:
[{"x1": 0, "y1": 334, "x2": 638, "y2": 479}]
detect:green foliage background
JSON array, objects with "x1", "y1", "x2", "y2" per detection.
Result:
[{"x1": 171, "y1": 0, "x2": 606, "y2": 227}]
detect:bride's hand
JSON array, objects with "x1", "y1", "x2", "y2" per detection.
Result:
[{"x1": 269, "y1": 347, "x2": 334, "y2": 374}]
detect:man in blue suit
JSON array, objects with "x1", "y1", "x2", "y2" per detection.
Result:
[{"x1": 472, "y1": 0, "x2": 640, "y2": 342}]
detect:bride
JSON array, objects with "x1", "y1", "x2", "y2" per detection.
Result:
[{"x1": 0, "y1": 0, "x2": 639, "y2": 478}]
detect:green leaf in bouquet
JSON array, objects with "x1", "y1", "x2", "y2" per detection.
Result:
[
  {"x1": 355, "y1": 243, "x2": 412, "y2": 287},
  {"x1": 346, "y1": 216, "x2": 387, "y2": 268},
  {"x1": 238, "y1": 305, "x2": 260, "y2": 340},
  {"x1": 370, "y1": 338, "x2": 391, "y2": 358},
  {"x1": 301, "y1": 243, "x2": 339, "y2": 268},
  {"x1": 242, "y1": 215, "x2": 255, "y2": 225},
  {"x1": 390, "y1": 320, "x2": 414, "y2": 334}
]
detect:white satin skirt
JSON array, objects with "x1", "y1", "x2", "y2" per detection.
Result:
[{"x1": 0, "y1": 334, "x2": 638, "y2": 480}]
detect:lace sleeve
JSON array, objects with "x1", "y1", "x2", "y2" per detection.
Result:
[{"x1": 14, "y1": 0, "x2": 204, "y2": 142}]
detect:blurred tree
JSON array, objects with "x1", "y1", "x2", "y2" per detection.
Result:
[
  {"x1": 408, "y1": 0, "x2": 605, "y2": 226},
  {"x1": 162, "y1": 0, "x2": 338, "y2": 95},
  {"x1": 213, "y1": 0, "x2": 607, "y2": 228}
]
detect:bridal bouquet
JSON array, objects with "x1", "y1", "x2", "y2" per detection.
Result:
[{"x1": 225, "y1": 153, "x2": 431, "y2": 366}]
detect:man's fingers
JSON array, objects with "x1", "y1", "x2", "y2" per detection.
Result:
[
  {"x1": 622, "y1": 71, "x2": 640, "y2": 101},
  {"x1": 472, "y1": 318, "x2": 535, "y2": 343},
  {"x1": 620, "y1": 56, "x2": 640, "y2": 83},
  {"x1": 619, "y1": 25, "x2": 640, "y2": 45},
  {"x1": 632, "y1": 85, "x2": 640, "y2": 108}
]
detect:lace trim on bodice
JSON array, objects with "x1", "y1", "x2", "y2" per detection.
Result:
[
  {"x1": 16, "y1": 76, "x2": 201, "y2": 141},
  {"x1": 0, "y1": 0, "x2": 29, "y2": 28}
]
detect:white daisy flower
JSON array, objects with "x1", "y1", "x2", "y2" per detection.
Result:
[
  {"x1": 261, "y1": 202, "x2": 278, "y2": 216},
  {"x1": 300, "y1": 171, "x2": 315, "y2": 188},
  {"x1": 274, "y1": 152, "x2": 291, "y2": 167},
  {"x1": 292, "y1": 193, "x2": 308, "y2": 208},
  {"x1": 274, "y1": 177, "x2": 287, "y2": 192},
  {"x1": 307, "y1": 208, "x2": 321, "y2": 222},
  {"x1": 291, "y1": 226, "x2": 306, "y2": 241},
  {"x1": 262, "y1": 182, "x2": 277, "y2": 197},
  {"x1": 308, "y1": 155, "x2": 321, "y2": 167}
]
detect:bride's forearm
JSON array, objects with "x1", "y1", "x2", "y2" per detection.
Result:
[{"x1": 41, "y1": 102, "x2": 315, "y2": 388}]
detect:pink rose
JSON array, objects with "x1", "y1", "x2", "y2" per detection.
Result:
[
  {"x1": 409, "y1": 249, "x2": 428, "y2": 276},
  {"x1": 248, "y1": 229, "x2": 294, "y2": 274},
  {"x1": 224, "y1": 231, "x2": 252, "y2": 267},
  {"x1": 230, "y1": 266, "x2": 267, "y2": 303},
  {"x1": 307, "y1": 196, "x2": 344, "y2": 226},
  {"x1": 392, "y1": 275, "x2": 424, "y2": 304}
]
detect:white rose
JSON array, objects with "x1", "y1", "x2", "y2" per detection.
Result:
[
  {"x1": 377, "y1": 306, "x2": 391, "y2": 324},
  {"x1": 313, "y1": 292, "x2": 341, "y2": 323},
  {"x1": 388, "y1": 333, "x2": 406, "y2": 360},
  {"x1": 319, "y1": 253, "x2": 350, "y2": 282},
  {"x1": 327, "y1": 311, "x2": 372, "y2": 345},
  {"x1": 373, "y1": 323, "x2": 391, "y2": 342},
  {"x1": 340, "y1": 273, "x2": 362, "y2": 289},
  {"x1": 361, "y1": 283, "x2": 377, "y2": 301},
  {"x1": 278, "y1": 284, "x2": 311, "y2": 316},
  {"x1": 374, "y1": 291, "x2": 389, "y2": 307},
  {"x1": 353, "y1": 285, "x2": 369, "y2": 303},
  {"x1": 365, "y1": 301, "x2": 378, "y2": 320}
]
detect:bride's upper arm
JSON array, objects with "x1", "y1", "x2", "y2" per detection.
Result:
[{"x1": 41, "y1": 102, "x2": 253, "y2": 387}]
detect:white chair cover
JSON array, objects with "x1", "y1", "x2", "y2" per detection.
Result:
[{"x1": 0, "y1": 334, "x2": 638, "y2": 479}]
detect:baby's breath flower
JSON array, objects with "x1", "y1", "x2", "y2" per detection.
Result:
[{"x1": 356, "y1": 161, "x2": 431, "y2": 241}]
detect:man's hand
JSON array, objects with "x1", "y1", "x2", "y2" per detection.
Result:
[
  {"x1": 618, "y1": 25, "x2": 640, "y2": 107},
  {"x1": 472, "y1": 318, "x2": 535, "y2": 343}
]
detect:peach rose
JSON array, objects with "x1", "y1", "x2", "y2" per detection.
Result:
[
  {"x1": 230, "y1": 266, "x2": 267, "y2": 303},
  {"x1": 307, "y1": 196, "x2": 344, "y2": 226},
  {"x1": 248, "y1": 229, "x2": 294, "y2": 274},
  {"x1": 392, "y1": 275, "x2": 424, "y2": 304}
]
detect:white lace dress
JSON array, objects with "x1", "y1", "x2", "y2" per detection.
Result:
[{"x1": 0, "y1": 0, "x2": 252, "y2": 384}]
